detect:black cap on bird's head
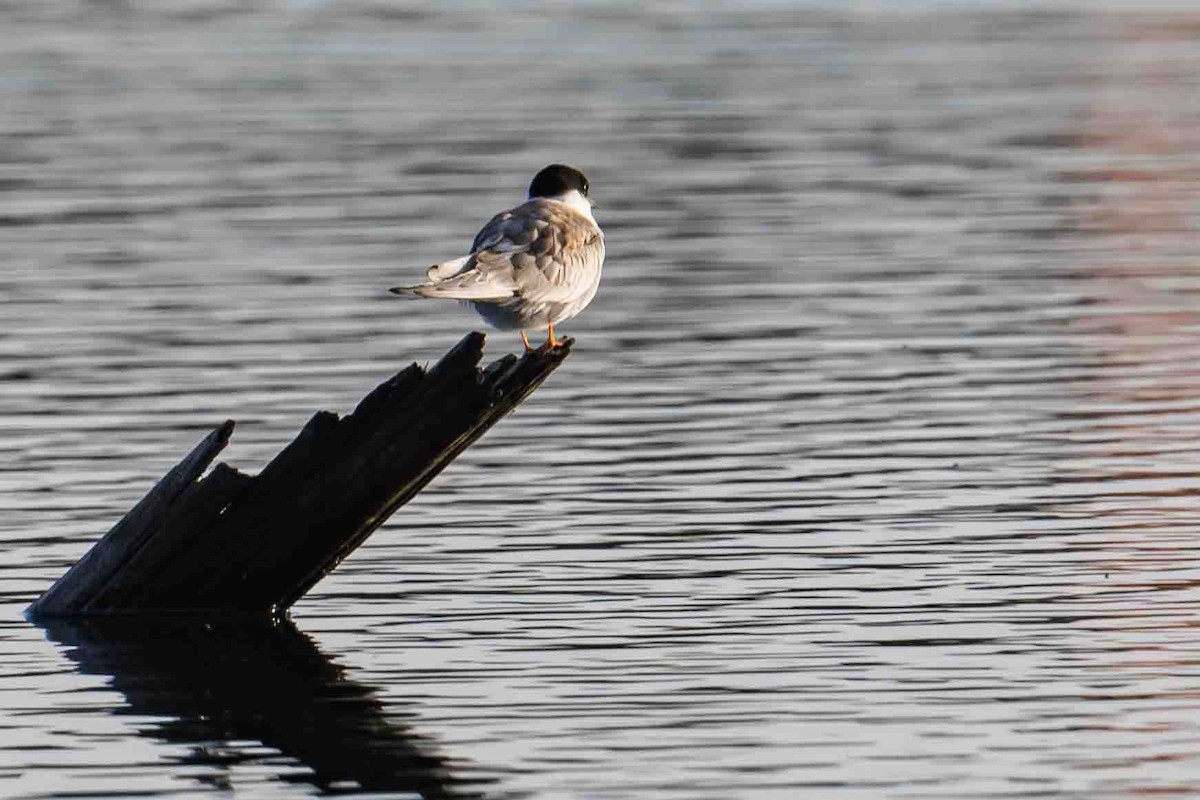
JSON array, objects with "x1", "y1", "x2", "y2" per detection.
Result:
[{"x1": 528, "y1": 164, "x2": 591, "y2": 202}]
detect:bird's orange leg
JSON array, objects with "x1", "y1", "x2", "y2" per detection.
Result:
[
  {"x1": 520, "y1": 330, "x2": 533, "y2": 352},
  {"x1": 547, "y1": 322, "x2": 558, "y2": 348}
]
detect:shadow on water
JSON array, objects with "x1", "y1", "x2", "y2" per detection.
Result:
[{"x1": 39, "y1": 616, "x2": 491, "y2": 799}]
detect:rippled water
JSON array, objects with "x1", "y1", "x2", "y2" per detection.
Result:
[{"x1": 4, "y1": 2, "x2": 1200, "y2": 798}]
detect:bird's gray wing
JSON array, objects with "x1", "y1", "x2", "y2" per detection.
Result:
[
  {"x1": 416, "y1": 200, "x2": 603, "y2": 303},
  {"x1": 470, "y1": 200, "x2": 604, "y2": 304}
]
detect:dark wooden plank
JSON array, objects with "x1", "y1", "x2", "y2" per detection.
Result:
[
  {"x1": 26, "y1": 333, "x2": 572, "y2": 618},
  {"x1": 275, "y1": 338, "x2": 573, "y2": 611},
  {"x1": 194, "y1": 332, "x2": 497, "y2": 610},
  {"x1": 27, "y1": 421, "x2": 234, "y2": 618},
  {"x1": 84, "y1": 463, "x2": 253, "y2": 611},
  {"x1": 134, "y1": 410, "x2": 344, "y2": 607}
]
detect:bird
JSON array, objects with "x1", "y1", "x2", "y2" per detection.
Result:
[{"x1": 390, "y1": 164, "x2": 604, "y2": 351}]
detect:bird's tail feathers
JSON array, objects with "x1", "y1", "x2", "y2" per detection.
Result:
[
  {"x1": 388, "y1": 282, "x2": 510, "y2": 301},
  {"x1": 427, "y1": 254, "x2": 472, "y2": 281},
  {"x1": 388, "y1": 284, "x2": 425, "y2": 297},
  {"x1": 389, "y1": 254, "x2": 474, "y2": 297}
]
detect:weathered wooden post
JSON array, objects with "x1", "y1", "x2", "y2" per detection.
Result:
[{"x1": 27, "y1": 332, "x2": 570, "y2": 618}]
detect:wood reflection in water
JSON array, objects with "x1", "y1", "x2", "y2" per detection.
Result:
[{"x1": 41, "y1": 617, "x2": 491, "y2": 798}]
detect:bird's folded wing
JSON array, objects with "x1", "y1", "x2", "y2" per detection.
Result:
[
  {"x1": 471, "y1": 201, "x2": 604, "y2": 303},
  {"x1": 415, "y1": 199, "x2": 603, "y2": 303}
]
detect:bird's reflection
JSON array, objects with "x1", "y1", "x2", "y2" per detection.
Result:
[{"x1": 41, "y1": 616, "x2": 491, "y2": 799}]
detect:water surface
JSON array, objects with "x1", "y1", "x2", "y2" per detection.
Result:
[{"x1": 3, "y1": 2, "x2": 1200, "y2": 798}]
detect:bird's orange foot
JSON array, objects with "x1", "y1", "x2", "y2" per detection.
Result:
[
  {"x1": 547, "y1": 323, "x2": 559, "y2": 348},
  {"x1": 520, "y1": 330, "x2": 534, "y2": 352}
]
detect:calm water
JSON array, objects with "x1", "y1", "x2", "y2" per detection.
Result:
[{"x1": 3, "y1": 2, "x2": 1200, "y2": 798}]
